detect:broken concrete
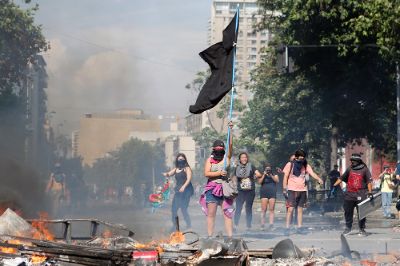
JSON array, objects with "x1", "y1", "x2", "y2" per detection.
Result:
[{"x1": 0, "y1": 209, "x2": 36, "y2": 237}]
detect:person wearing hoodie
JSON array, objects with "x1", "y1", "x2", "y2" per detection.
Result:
[
  {"x1": 282, "y1": 149, "x2": 323, "y2": 235},
  {"x1": 334, "y1": 153, "x2": 373, "y2": 236}
]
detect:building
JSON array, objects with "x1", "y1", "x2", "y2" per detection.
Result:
[
  {"x1": 24, "y1": 55, "x2": 52, "y2": 174},
  {"x1": 210, "y1": 0, "x2": 271, "y2": 100},
  {"x1": 71, "y1": 130, "x2": 79, "y2": 158},
  {"x1": 77, "y1": 109, "x2": 161, "y2": 166},
  {"x1": 164, "y1": 136, "x2": 196, "y2": 169},
  {"x1": 186, "y1": 1, "x2": 270, "y2": 135}
]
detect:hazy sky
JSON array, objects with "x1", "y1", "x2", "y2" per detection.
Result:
[{"x1": 29, "y1": 0, "x2": 213, "y2": 132}]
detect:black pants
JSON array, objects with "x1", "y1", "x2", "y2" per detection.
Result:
[
  {"x1": 234, "y1": 190, "x2": 255, "y2": 228},
  {"x1": 171, "y1": 191, "x2": 191, "y2": 228},
  {"x1": 343, "y1": 199, "x2": 366, "y2": 230}
]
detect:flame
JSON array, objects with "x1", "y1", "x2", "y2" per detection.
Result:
[
  {"x1": 31, "y1": 212, "x2": 55, "y2": 241},
  {"x1": 31, "y1": 254, "x2": 47, "y2": 264},
  {"x1": 0, "y1": 246, "x2": 17, "y2": 254},
  {"x1": 132, "y1": 231, "x2": 185, "y2": 254},
  {"x1": 0, "y1": 239, "x2": 23, "y2": 254},
  {"x1": 101, "y1": 229, "x2": 113, "y2": 248}
]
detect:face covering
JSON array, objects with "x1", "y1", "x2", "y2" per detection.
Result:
[
  {"x1": 211, "y1": 149, "x2": 225, "y2": 161},
  {"x1": 177, "y1": 159, "x2": 187, "y2": 169},
  {"x1": 351, "y1": 160, "x2": 364, "y2": 170},
  {"x1": 293, "y1": 159, "x2": 306, "y2": 177}
]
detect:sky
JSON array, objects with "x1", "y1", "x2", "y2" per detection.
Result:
[{"x1": 28, "y1": 0, "x2": 213, "y2": 133}]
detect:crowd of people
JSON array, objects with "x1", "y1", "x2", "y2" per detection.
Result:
[
  {"x1": 47, "y1": 126, "x2": 400, "y2": 238},
  {"x1": 163, "y1": 124, "x2": 400, "y2": 238}
]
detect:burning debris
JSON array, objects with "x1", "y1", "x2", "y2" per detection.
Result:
[{"x1": 0, "y1": 209, "x2": 398, "y2": 266}]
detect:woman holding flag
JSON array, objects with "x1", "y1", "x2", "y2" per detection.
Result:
[
  {"x1": 199, "y1": 122, "x2": 234, "y2": 237},
  {"x1": 189, "y1": 7, "x2": 240, "y2": 238}
]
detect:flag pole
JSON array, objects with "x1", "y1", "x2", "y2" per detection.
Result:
[{"x1": 224, "y1": 5, "x2": 240, "y2": 170}]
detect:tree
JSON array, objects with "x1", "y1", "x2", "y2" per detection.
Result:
[
  {"x1": 84, "y1": 138, "x2": 165, "y2": 195},
  {"x1": 239, "y1": 0, "x2": 398, "y2": 171},
  {"x1": 0, "y1": 0, "x2": 49, "y2": 161}
]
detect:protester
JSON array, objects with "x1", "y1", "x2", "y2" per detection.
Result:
[
  {"x1": 46, "y1": 163, "x2": 66, "y2": 216},
  {"x1": 163, "y1": 153, "x2": 194, "y2": 231},
  {"x1": 334, "y1": 153, "x2": 373, "y2": 236},
  {"x1": 396, "y1": 196, "x2": 400, "y2": 220},
  {"x1": 199, "y1": 122, "x2": 234, "y2": 237},
  {"x1": 233, "y1": 152, "x2": 262, "y2": 231},
  {"x1": 258, "y1": 164, "x2": 279, "y2": 230},
  {"x1": 67, "y1": 173, "x2": 86, "y2": 212},
  {"x1": 282, "y1": 149, "x2": 323, "y2": 235},
  {"x1": 379, "y1": 165, "x2": 395, "y2": 219},
  {"x1": 327, "y1": 165, "x2": 340, "y2": 199}
]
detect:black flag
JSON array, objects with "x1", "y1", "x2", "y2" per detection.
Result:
[{"x1": 189, "y1": 13, "x2": 238, "y2": 114}]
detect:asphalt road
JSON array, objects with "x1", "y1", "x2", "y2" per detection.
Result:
[{"x1": 58, "y1": 198, "x2": 400, "y2": 257}]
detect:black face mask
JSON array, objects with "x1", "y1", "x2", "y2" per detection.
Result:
[
  {"x1": 177, "y1": 159, "x2": 187, "y2": 169},
  {"x1": 211, "y1": 149, "x2": 225, "y2": 161}
]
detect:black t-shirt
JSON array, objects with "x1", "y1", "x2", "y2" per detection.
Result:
[
  {"x1": 341, "y1": 165, "x2": 372, "y2": 201},
  {"x1": 236, "y1": 164, "x2": 257, "y2": 191},
  {"x1": 329, "y1": 170, "x2": 340, "y2": 180}
]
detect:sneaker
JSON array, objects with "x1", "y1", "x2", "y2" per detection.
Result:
[
  {"x1": 268, "y1": 224, "x2": 274, "y2": 231},
  {"x1": 283, "y1": 228, "x2": 290, "y2": 236},
  {"x1": 233, "y1": 226, "x2": 238, "y2": 233},
  {"x1": 296, "y1": 227, "x2": 308, "y2": 235},
  {"x1": 342, "y1": 228, "x2": 351, "y2": 236},
  {"x1": 260, "y1": 224, "x2": 265, "y2": 230},
  {"x1": 358, "y1": 229, "x2": 368, "y2": 236}
]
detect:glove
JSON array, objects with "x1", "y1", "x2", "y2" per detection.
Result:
[{"x1": 368, "y1": 192, "x2": 374, "y2": 200}]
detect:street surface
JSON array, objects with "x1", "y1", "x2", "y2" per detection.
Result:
[{"x1": 59, "y1": 198, "x2": 400, "y2": 257}]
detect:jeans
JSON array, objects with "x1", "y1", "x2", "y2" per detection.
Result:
[
  {"x1": 171, "y1": 191, "x2": 191, "y2": 228},
  {"x1": 234, "y1": 190, "x2": 255, "y2": 228},
  {"x1": 343, "y1": 199, "x2": 366, "y2": 230},
  {"x1": 382, "y1": 192, "x2": 393, "y2": 217}
]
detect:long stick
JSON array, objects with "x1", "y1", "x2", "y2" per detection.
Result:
[{"x1": 224, "y1": 6, "x2": 240, "y2": 170}]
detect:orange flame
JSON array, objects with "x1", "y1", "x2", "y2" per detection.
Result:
[
  {"x1": 31, "y1": 254, "x2": 47, "y2": 264},
  {"x1": 31, "y1": 212, "x2": 55, "y2": 241},
  {"x1": 0, "y1": 239, "x2": 23, "y2": 254},
  {"x1": 132, "y1": 231, "x2": 185, "y2": 254}
]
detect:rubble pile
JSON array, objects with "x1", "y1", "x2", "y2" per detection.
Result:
[{"x1": 0, "y1": 208, "x2": 398, "y2": 265}]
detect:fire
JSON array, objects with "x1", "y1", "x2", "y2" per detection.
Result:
[
  {"x1": 169, "y1": 231, "x2": 185, "y2": 245},
  {"x1": 31, "y1": 212, "x2": 55, "y2": 241},
  {"x1": 30, "y1": 254, "x2": 47, "y2": 264},
  {"x1": 0, "y1": 239, "x2": 22, "y2": 254},
  {"x1": 101, "y1": 229, "x2": 113, "y2": 248},
  {"x1": 132, "y1": 231, "x2": 185, "y2": 254},
  {"x1": 0, "y1": 246, "x2": 17, "y2": 254}
]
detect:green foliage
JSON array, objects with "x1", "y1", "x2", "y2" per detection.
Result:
[
  {"x1": 0, "y1": 0, "x2": 48, "y2": 161},
  {"x1": 240, "y1": 0, "x2": 399, "y2": 171},
  {"x1": 0, "y1": 0, "x2": 48, "y2": 93},
  {"x1": 84, "y1": 138, "x2": 165, "y2": 193}
]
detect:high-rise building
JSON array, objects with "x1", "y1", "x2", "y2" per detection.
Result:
[
  {"x1": 210, "y1": 0, "x2": 271, "y2": 101},
  {"x1": 185, "y1": 1, "x2": 269, "y2": 143},
  {"x1": 24, "y1": 55, "x2": 52, "y2": 173}
]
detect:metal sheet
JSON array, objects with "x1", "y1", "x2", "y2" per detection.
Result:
[{"x1": 357, "y1": 192, "x2": 382, "y2": 220}]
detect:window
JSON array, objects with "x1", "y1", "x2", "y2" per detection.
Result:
[
  {"x1": 247, "y1": 32, "x2": 257, "y2": 38},
  {"x1": 248, "y1": 55, "x2": 257, "y2": 60},
  {"x1": 248, "y1": 62, "x2": 256, "y2": 68}
]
